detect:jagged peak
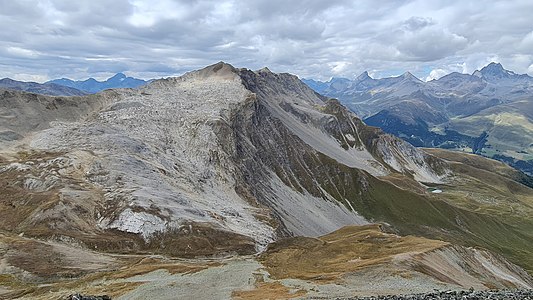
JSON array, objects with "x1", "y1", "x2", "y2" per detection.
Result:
[
  {"x1": 109, "y1": 72, "x2": 127, "y2": 80},
  {"x1": 256, "y1": 67, "x2": 272, "y2": 73},
  {"x1": 473, "y1": 62, "x2": 529, "y2": 81},
  {"x1": 401, "y1": 71, "x2": 420, "y2": 81},
  {"x1": 479, "y1": 62, "x2": 504, "y2": 76},
  {"x1": 205, "y1": 61, "x2": 237, "y2": 72},
  {"x1": 480, "y1": 62, "x2": 504, "y2": 72},
  {"x1": 356, "y1": 71, "x2": 372, "y2": 81}
]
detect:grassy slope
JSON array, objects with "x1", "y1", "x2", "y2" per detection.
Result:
[
  {"x1": 447, "y1": 101, "x2": 533, "y2": 161},
  {"x1": 361, "y1": 174, "x2": 533, "y2": 275},
  {"x1": 260, "y1": 224, "x2": 446, "y2": 281},
  {"x1": 231, "y1": 96, "x2": 533, "y2": 275},
  {"x1": 263, "y1": 135, "x2": 533, "y2": 275},
  {"x1": 344, "y1": 149, "x2": 533, "y2": 274}
]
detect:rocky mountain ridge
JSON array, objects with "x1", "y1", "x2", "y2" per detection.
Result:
[
  {"x1": 47, "y1": 73, "x2": 147, "y2": 94},
  {"x1": 1, "y1": 62, "x2": 532, "y2": 298},
  {"x1": 0, "y1": 78, "x2": 87, "y2": 96},
  {"x1": 1, "y1": 62, "x2": 447, "y2": 251}
]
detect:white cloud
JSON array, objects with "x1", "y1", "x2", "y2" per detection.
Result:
[
  {"x1": 127, "y1": 0, "x2": 186, "y2": 28},
  {"x1": 330, "y1": 61, "x2": 352, "y2": 74},
  {"x1": 0, "y1": 0, "x2": 532, "y2": 80},
  {"x1": 11, "y1": 73, "x2": 50, "y2": 83},
  {"x1": 426, "y1": 69, "x2": 448, "y2": 81},
  {"x1": 519, "y1": 31, "x2": 533, "y2": 51},
  {"x1": 6, "y1": 46, "x2": 41, "y2": 58}
]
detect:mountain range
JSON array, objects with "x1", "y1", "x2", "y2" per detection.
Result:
[
  {"x1": 0, "y1": 62, "x2": 532, "y2": 298},
  {"x1": 0, "y1": 73, "x2": 148, "y2": 97},
  {"x1": 47, "y1": 72, "x2": 147, "y2": 93},
  {"x1": 0, "y1": 78, "x2": 88, "y2": 96},
  {"x1": 303, "y1": 63, "x2": 533, "y2": 175}
]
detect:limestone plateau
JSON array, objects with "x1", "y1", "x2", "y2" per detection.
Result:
[{"x1": 0, "y1": 62, "x2": 532, "y2": 299}]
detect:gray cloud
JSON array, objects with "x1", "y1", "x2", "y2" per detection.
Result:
[
  {"x1": 0, "y1": 0, "x2": 531, "y2": 82},
  {"x1": 402, "y1": 17, "x2": 435, "y2": 31}
]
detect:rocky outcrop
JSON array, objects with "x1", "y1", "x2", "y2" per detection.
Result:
[
  {"x1": 67, "y1": 294, "x2": 111, "y2": 300},
  {"x1": 345, "y1": 289, "x2": 533, "y2": 300}
]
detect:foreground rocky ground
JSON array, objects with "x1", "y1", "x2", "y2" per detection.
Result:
[
  {"x1": 67, "y1": 289, "x2": 533, "y2": 300},
  {"x1": 343, "y1": 289, "x2": 533, "y2": 300}
]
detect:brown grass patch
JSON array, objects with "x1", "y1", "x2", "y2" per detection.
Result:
[
  {"x1": 260, "y1": 224, "x2": 447, "y2": 282},
  {"x1": 110, "y1": 256, "x2": 221, "y2": 279}
]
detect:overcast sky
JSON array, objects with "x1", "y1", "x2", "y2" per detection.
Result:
[{"x1": 1, "y1": 0, "x2": 532, "y2": 82}]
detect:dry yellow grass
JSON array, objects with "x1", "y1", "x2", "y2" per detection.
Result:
[
  {"x1": 109, "y1": 256, "x2": 221, "y2": 279},
  {"x1": 260, "y1": 224, "x2": 447, "y2": 282}
]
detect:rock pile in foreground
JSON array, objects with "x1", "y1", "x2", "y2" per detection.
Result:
[
  {"x1": 66, "y1": 294, "x2": 111, "y2": 300},
  {"x1": 342, "y1": 289, "x2": 533, "y2": 300}
]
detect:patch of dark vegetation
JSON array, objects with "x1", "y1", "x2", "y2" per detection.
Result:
[
  {"x1": 364, "y1": 111, "x2": 476, "y2": 149},
  {"x1": 493, "y1": 154, "x2": 533, "y2": 176}
]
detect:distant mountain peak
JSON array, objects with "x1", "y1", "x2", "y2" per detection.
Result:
[
  {"x1": 0, "y1": 77, "x2": 86, "y2": 96},
  {"x1": 110, "y1": 73, "x2": 127, "y2": 80},
  {"x1": 330, "y1": 77, "x2": 351, "y2": 83},
  {"x1": 476, "y1": 62, "x2": 524, "y2": 81},
  {"x1": 46, "y1": 72, "x2": 147, "y2": 93},
  {"x1": 401, "y1": 71, "x2": 421, "y2": 82},
  {"x1": 480, "y1": 62, "x2": 506, "y2": 75},
  {"x1": 257, "y1": 67, "x2": 272, "y2": 73},
  {"x1": 356, "y1": 71, "x2": 372, "y2": 81}
]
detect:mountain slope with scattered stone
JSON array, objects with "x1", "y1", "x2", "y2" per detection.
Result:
[{"x1": 1, "y1": 62, "x2": 532, "y2": 298}]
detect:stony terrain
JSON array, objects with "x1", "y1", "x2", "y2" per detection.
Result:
[
  {"x1": 343, "y1": 289, "x2": 533, "y2": 300},
  {"x1": 0, "y1": 62, "x2": 449, "y2": 254},
  {"x1": 1, "y1": 62, "x2": 532, "y2": 299}
]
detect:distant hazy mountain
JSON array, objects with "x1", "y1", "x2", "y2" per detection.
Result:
[
  {"x1": 47, "y1": 72, "x2": 147, "y2": 93},
  {"x1": 0, "y1": 78, "x2": 86, "y2": 96},
  {"x1": 303, "y1": 62, "x2": 533, "y2": 175}
]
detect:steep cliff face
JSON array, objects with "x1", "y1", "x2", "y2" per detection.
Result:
[{"x1": 212, "y1": 67, "x2": 449, "y2": 238}]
